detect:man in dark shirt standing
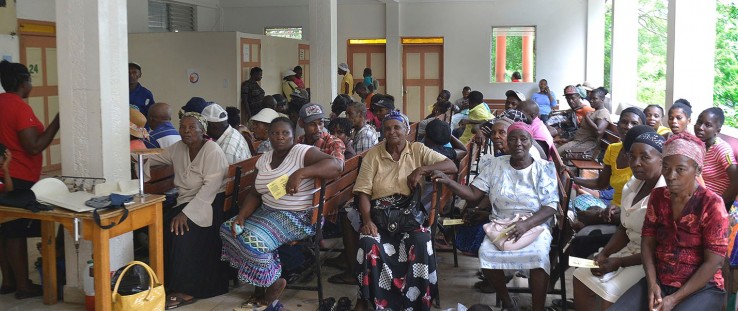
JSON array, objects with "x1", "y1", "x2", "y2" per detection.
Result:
[
  {"x1": 128, "y1": 62, "x2": 155, "y2": 116},
  {"x1": 240, "y1": 67, "x2": 265, "y2": 121}
]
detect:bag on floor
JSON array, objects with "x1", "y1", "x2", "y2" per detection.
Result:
[
  {"x1": 483, "y1": 213, "x2": 544, "y2": 251},
  {"x1": 111, "y1": 261, "x2": 164, "y2": 311}
]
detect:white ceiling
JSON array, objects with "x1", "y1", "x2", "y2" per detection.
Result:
[{"x1": 215, "y1": 0, "x2": 500, "y2": 8}]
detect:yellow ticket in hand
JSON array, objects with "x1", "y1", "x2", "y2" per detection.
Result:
[
  {"x1": 267, "y1": 175, "x2": 290, "y2": 200},
  {"x1": 569, "y1": 256, "x2": 599, "y2": 268}
]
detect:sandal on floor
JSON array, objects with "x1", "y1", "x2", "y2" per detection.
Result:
[
  {"x1": 473, "y1": 280, "x2": 496, "y2": 293},
  {"x1": 552, "y1": 298, "x2": 575, "y2": 310},
  {"x1": 327, "y1": 272, "x2": 356, "y2": 285},
  {"x1": 166, "y1": 295, "x2": 197, "y2": 310},
  {"x1": 319, "y1": 297, "x2": 336, "y2": 311},
  {"x1": 0, "y1": 285, "x2": 16, "y2": 295},
  {"x1": 335, "y1": 296, "x2": 352, "y2": 311},
  {"x1": 14, "y1": 284, "x2": 42, "y2": 300}
]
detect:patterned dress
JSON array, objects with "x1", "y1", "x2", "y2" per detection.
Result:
[
  {"x1": 470, "y1": 156, "x2": 559, "y2": 274},
  {"x1": 220, "y1": 144, "x2": 317, "y2": 287}
]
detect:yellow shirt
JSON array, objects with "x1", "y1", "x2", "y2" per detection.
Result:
[
  {"x1": 459, "y1": 103, "x2": 494, "y2": 144},
  {"x1": 656, "y1": 125, "x2": 671, "y2": 136},
  {"x1": 603, "y1": 142, "x2": 632, "y2": 206},
  {"x1": 282, "y1": 80, "x2": 298, "y2": 101},
  {"x1": 353, "y1": 141, "x2": 448, "y2": 200},
  {"x1": 341, "y1": 72, "x2": 354, "y2": 95}
]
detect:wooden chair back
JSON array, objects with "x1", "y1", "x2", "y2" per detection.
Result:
[
  {"x1": 408, "y1": 122, "x2": 419, "y2": 142},
  {"x1": 321, "y1": 155, "x2": 362, "y2": 222},
  {"x1": 223, "y1": 155, "x2": 261, "y2": 212},
  {"x1": 144, "y1": 165, "x2": 175, "y2": 195}
]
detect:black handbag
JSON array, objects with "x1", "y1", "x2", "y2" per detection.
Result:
[{"x1": 370, "y1": 188, "x2": 427, "y2": 236}]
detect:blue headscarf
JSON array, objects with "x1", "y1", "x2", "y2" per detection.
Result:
[{"x1": 382, "y1": 111, "x2": 410, "y2": 133}]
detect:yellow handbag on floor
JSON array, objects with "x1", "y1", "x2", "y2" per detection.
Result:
[{"x1": 112, "y1": 261, "x2": 165, "y2": 311}]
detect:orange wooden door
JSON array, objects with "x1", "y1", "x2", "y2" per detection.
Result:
[
  {"x1": 18, "y1": 20, "x2": 60, "y2": 172},
  {"x1": 347, "y1": 43, "x2": 386, "y2": 95},
  {"x1": 402, "y1": 44, "x2": 443, "y2": 122},
  {"x1": 298, "y1": 44, "x2": 310, "y2": 89}
]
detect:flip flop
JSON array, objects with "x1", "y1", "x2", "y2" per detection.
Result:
[
  {"x1": 327, "y1": 272, "x2": 356, "y2": 285},
  {"x1": 552, "y1": 298, "x2": 575, "y2": 309},
  {"x1": 166, "y1": 295, "x2": 197, "y2": 310},
  {"x1": 473, "y1": 280, "x2": 496, "y2": 293},
  {"x1": 0, "y1": 286, "x2": 16, "y2": 295},
  {"x1": 335, "y1": 296, "x2": 352, "y2": 311},
  {"x1": 14, "y1": 284, "x2": 42, "y2": 300}
]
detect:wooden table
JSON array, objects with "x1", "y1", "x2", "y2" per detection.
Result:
[{"x1": 0, "y1": 195, "x2": 164, "y2": 311}]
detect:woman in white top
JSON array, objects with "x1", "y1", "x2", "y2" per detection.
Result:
[
  {"x1": 146, "y1": 112, "x2": 229, "y2": 309},
  {"x1": 572, "y1": 130, "x2": 666, "y2": 310},
  {"x1": 220, "y1": 117, "x2": 342, "y2": 305}
]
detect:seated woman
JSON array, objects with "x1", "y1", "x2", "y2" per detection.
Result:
[
  {"x1": 145, "y1": 113, "x2": 229, "y2": 309},
  {"x1": 433, "y1": 122, "x2": 559, "y2": 311},
  {"x1": 556, "y1": 87, "x2": 610, "y2": 159},
  {"x1": 353, "y1": 111, "x2": 457, "y2": 311},
  {"x1": 220, "y1": 117, "x2": 342, "y2": 305},
  {"x1": 572, "y1": 131, "x2": 666, "y2": 310},
  {"x1": 665, "y1": 99, "x2": 692, "y2": 139},
  {"x1": 644, "y1": 104, "x2": 671, "y2": 137},
  {"x1": 694, "y1": 107, "x2": 738, "y2": 210},
  {"x1": 609, "y1": 132, "x2": 729, "y2": 310}
]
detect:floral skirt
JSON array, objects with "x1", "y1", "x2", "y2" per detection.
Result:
[
  {"x1": 220, "y1": 205, "x2": 314, "y2": 287},
  {"x1": 357, "y1": 227, "x2": 438, "y2": 311}
]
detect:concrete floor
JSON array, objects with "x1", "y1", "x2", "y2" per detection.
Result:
[{"x1": 0, "y1": 249, "x2": 575, "y2": 311}]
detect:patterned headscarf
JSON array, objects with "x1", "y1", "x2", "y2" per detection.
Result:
[
  {"x1": 503, "y1": 109, "x2": 529, "y2": 123},
  {"x1": 382, "y1": 111, "x2": 410, "y2": 134},
  {"x1": 507, "y1": 121, "x2": 534, "y2": 137},
  {"x1": 634, "y1": 132, "x2": 665, "y2": 153},
  {"x1": 181, "y1": 112, "x2": 208, "y2": 132},
  {"x1": 663, "y1": 132, "x2": 705, "y2": 168}
]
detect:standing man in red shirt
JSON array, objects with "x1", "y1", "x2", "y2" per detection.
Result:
[{"x1": 0, "y1": 60, "x2": 60, "y2": 299}]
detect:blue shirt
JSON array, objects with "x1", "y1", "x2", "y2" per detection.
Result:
[
  {"x1": 530, "y1": 91, "x2": 557, "y2": 115},
  {"x1": 130, "y1": 83, "x2": 155, "y2": 116},
  {"x1": 144, "y1": 122, "x2": 181, "y2": 149}
]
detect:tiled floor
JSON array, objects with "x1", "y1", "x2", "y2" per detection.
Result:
[{"x1": 0, "y1": 250, "x2": 574, "y2": 311}]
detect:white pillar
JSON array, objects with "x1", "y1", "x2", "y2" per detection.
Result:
[
  {"x1": 308, "y1": 0, "x2": 337, "y2": 109},
  {"x1": 56, "y1": 0, "x2": 133, "y2": 302},
  {"x1": 385, "y1": 1, "x2": 403, "y2": 99},
  {"x1": 610, "y1": 0, "x2": 638, "y2": 108},
  {"x1": 665, "y1": 0, "x2": 716, "y2": 115},
  {"x1": 586, "y1": 0, "x2": 605, "y2": 87}
]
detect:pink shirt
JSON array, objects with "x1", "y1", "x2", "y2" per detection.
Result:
[
  {"x1": 530, "y1": 117, "x2": 554, "y2": 153},
  {"x1": 702, "y1": 137, "x2": 736, "y2": 196}
]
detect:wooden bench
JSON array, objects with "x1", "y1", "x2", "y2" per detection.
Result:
[
  {"x1": 408, "y1": 122, "x2": 419, "y2": 142},
  {"x1": 570, "y1": 122, "x2": 620, "y2": 174},
  {"x1": 143, "y1": 165, "x2": 175, "y2": 195},
  {"x1": 223, "y1": 155, "x2": 261, "y2": 212}
]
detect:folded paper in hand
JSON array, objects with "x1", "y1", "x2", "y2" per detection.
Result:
[
  {"x1": 569, "y1": 256, "x2": 599, "y2": 268},
  {"x1": 267, "y1": 175, "x2": 289, "y2": 200}
]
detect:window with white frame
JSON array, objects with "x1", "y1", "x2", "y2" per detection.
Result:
[
  {"x1": 148, "y1": 1, "x2": 195, "y2": 32},
  {"x1": 265, "y1": 27, "x2": 303, "y2": 40},
  {"x1": 490, "y1": 26, "x2": 536, "y2": 83}
]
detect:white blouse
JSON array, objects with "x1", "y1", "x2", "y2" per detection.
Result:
[{"x1": 618, "y1": 176, "x2": 667, "y2": 255}]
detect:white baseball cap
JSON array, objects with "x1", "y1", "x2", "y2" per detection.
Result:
[
  {"x1": 251, "y1": 108, "x2": 279, "y2": 124},
  {"x1": 282, "y1": 70, "x2": 297, "y2": 78},
  {"x1": 201, "y1": 103, "x2": 228, "y2": 122}
]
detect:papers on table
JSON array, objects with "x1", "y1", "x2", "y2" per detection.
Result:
[
  {"x1": 569, "y1": 256, "x2": 599, "y2": 268},
  {"x1": 32, "y1": 178, "x2": 141, "y2": 213}
]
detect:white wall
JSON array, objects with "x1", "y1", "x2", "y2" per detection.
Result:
[
  {"x1": 220, "y1": 0, "x2": 588, "y2": 104},
  {"x1": 127, "y1": 0, "x2": 149, "y2": 33},
  {"x1": 129, "y1": 32, "x2": 238, "y2": 128},
  {"x1": 258, "y1": 35, "x2": 310, "y2": 95},
  {"x1": 221, "y1": 3, "x2": 310, "y2": 38},
  {"x1": 16, "y1": 0, "x2": 55, "y2": 22},
  {"x1": 399, "y1": 0, "x2": 587, "y2": 103}
]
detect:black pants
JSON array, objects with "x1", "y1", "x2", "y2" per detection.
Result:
[
  {"x1": 0, "y1": 178, "x2": 40, "y2": 238},
  {"x1": 608, "y1": 277, "x2": 726, "y2": 311}
]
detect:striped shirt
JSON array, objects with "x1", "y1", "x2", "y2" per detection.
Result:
[
  {"x1": 702, "y1": 137, "x2": 736, "y2": 196},
  {"x1": 351, "y1": 124, "x2": 379, "y2": 154},
  {"x1": 216, "y1": 125, "x2": 251, "y2": 165},
  {"x1": 255, "y1": 144, "x2": 317, "y2": 211}
]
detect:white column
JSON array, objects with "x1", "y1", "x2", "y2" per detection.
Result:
[
  {"x1": 665, "y1": 0, "x2": 716, "y2": 114},
  {"x1": 56, "y1": 0, "x2": 133, "y2": 302},
  {"x1": 586, "y1": 0, "x2": 605, "y2": 87},
  {"x1": 308, "y1": 0, "x2": 337, "y2": 109},
  {"x1": 610, "y1": 0, "x2": 638, "y2": 108},
  {"x1": 385, "y1": 1, "x2": 402, "y2": 99}
]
